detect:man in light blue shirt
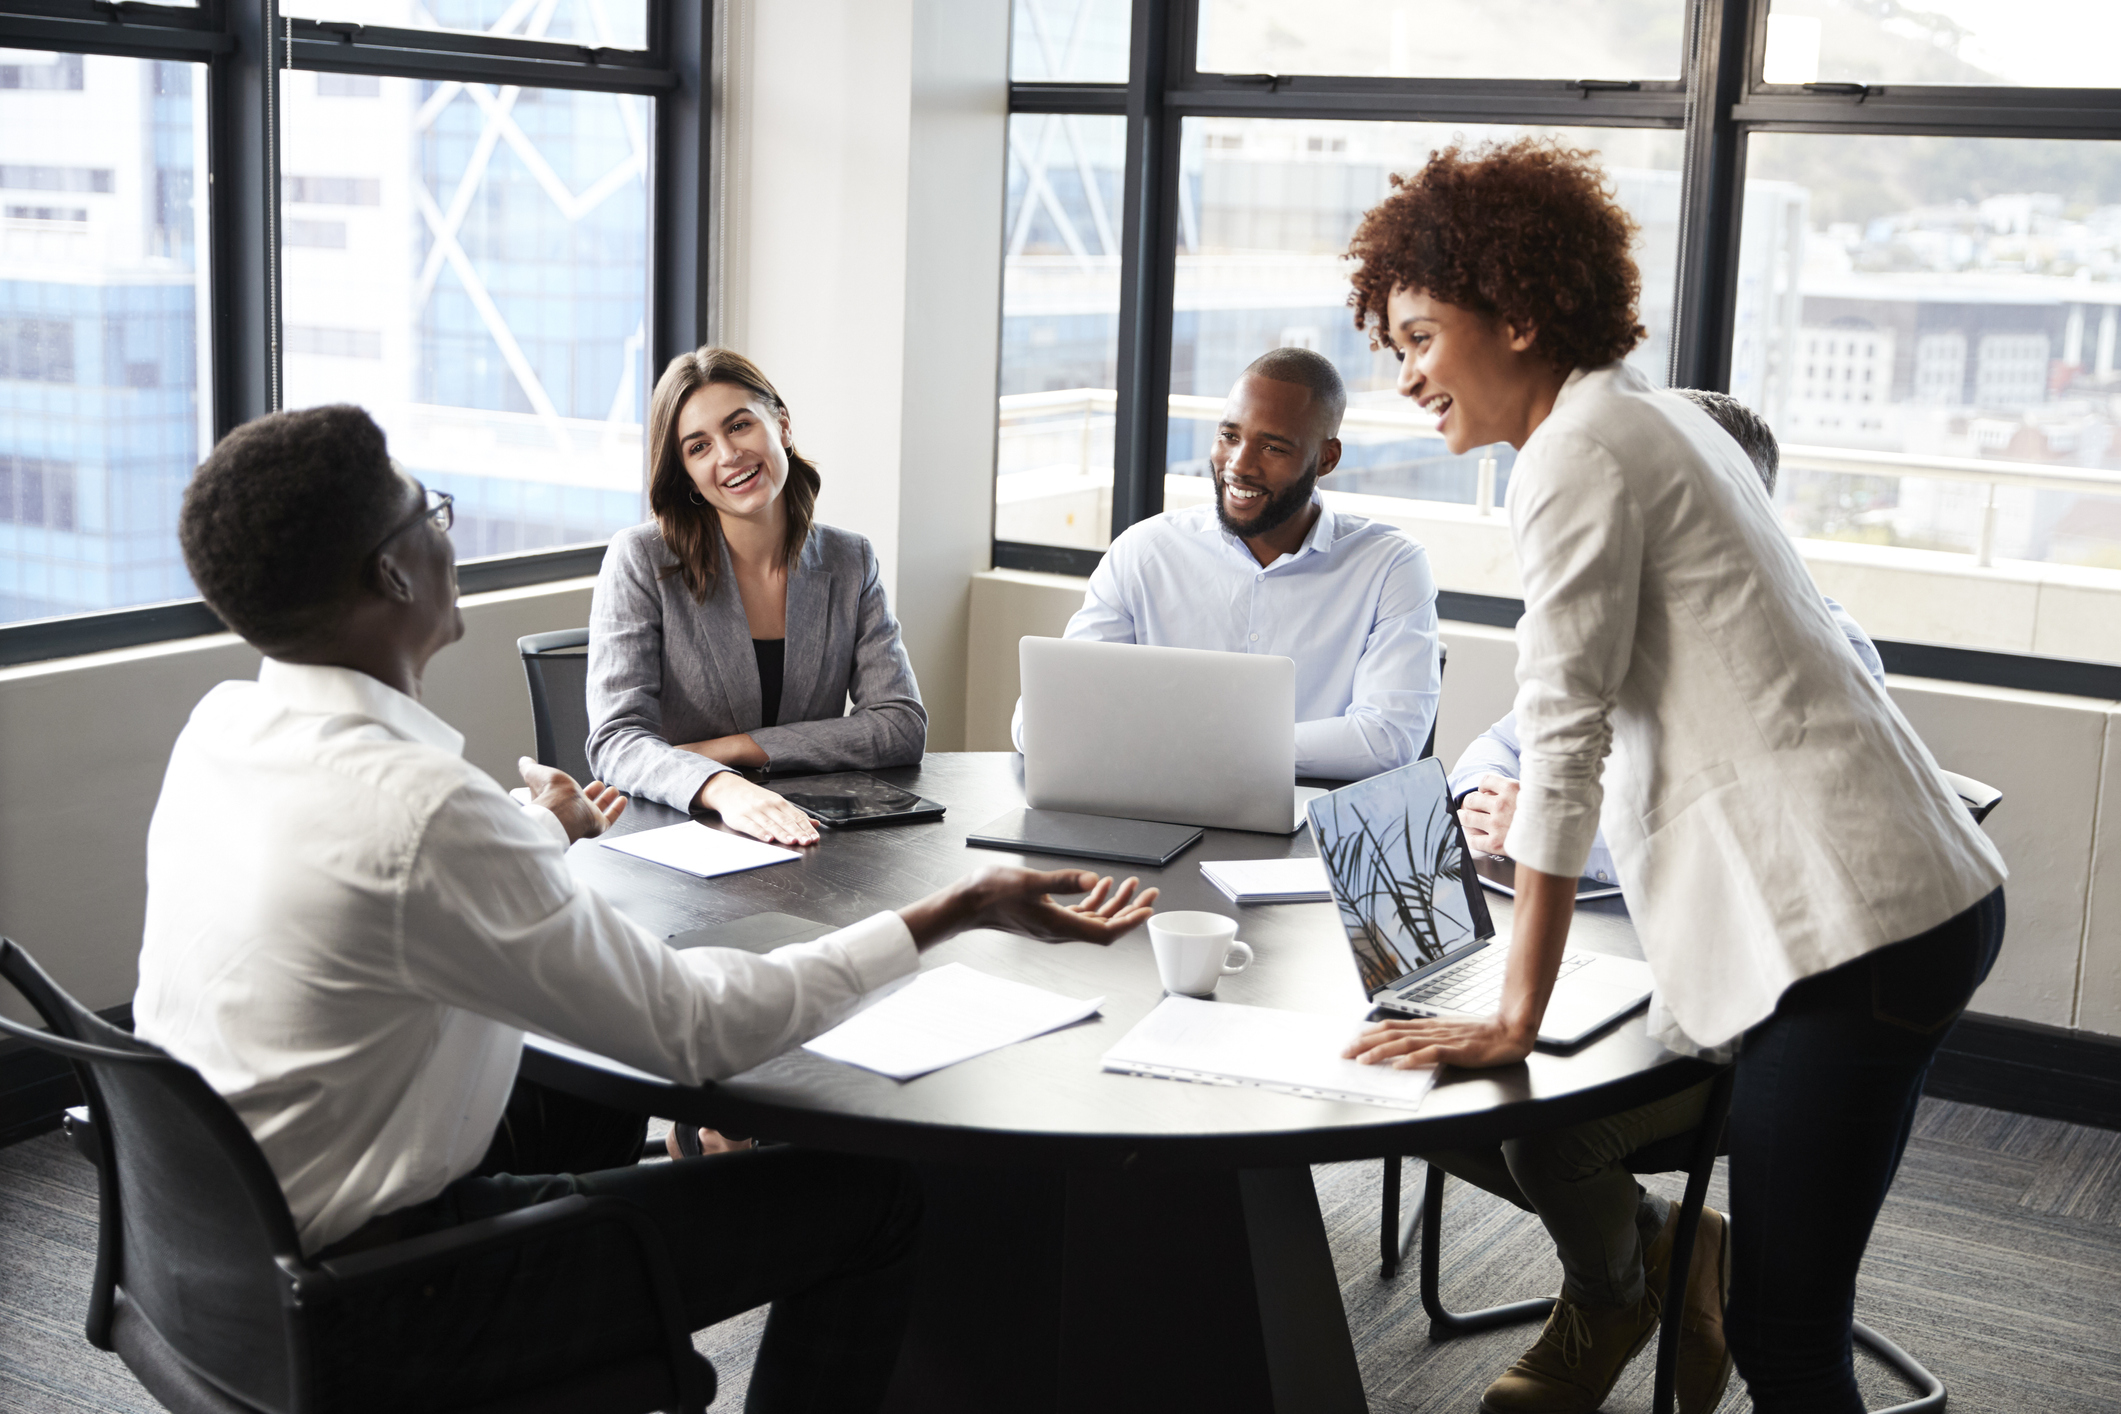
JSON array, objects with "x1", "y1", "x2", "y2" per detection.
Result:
[
  {"x1": 1012, "y1": 347, "x2": 1442, "y2": 780},
  {"x1": 1450, "y1": 389, "x2": 1888, "y2": 880}
]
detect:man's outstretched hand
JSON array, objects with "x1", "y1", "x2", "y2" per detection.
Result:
[
  {"x1": 899, "y1": 867, "x2": 1158, "y2": 951},
  {"x1": 519, "y1": 757, "x2": 629, "y2": 845}
]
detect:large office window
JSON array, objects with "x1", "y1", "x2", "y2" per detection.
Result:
[
  {"x1": 998, "y1": 0, "x2": 2121, "y2": 692},
  {"x1": 0, "y1": 53, "x2": 209, "y2": 626},
  {"x1": 280, "y1": 73, "x2": 650, "y2": 561},
  {"x1": 0, "y1": 2, "x2": 691, "y2": 664}
]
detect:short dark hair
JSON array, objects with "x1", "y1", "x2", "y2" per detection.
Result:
[
  {"x1": 1241, "y1": 345, "x2": 1347, "y2": 437},
  {"x1": 1346, "y1": 137, "x2": 1644, "y2": 371},
  {"x1": 180, "y1": 405, "x2": 404, "y2": 651},
  {"x1": 1676, "y1": 388, "x2": 1780, "y2": 496}
]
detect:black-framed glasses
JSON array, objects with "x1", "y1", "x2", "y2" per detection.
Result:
[{"x1": 370, "y1": 486, "x2": 455, "y2": 558}]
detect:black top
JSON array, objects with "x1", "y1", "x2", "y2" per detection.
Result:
[{"x1": 752, "y1": 638, "x2": 785, "y2": 729}]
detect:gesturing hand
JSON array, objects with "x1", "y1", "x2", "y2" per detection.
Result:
[
  {"x1": 518, "y1": 758, "x2": 630, "y2": 845},
  {"x1": 1458, "y1": 773, "x2": 1520, "y2": 857},
  {"x1": 1341, "y1": 1014, "x2": 1536, "y2": 1071},
  {"x1": 899, "y1": 868, "x2": 1159, "y2": 951},
  {"x1": 697, "y1": 770, "x2": 820, "y2": 848}
]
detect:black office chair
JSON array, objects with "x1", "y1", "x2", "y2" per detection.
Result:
[
  {"x1": 1378, "y1": 777, "x2": 2010, "y2": 1412},
  {"x1": 0, "y1": 937, "x2": 714, "y2": 1414},
  {"x1": 519, "y1": 627, "x2": 595, "y2": 786}
]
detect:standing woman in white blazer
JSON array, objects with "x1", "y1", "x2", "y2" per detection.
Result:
[{"x1": 1340, "y1": 140, "x2": 2006, "y2": 1414}]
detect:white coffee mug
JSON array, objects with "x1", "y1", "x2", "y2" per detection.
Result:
[{"x1": 1148, "y1": 911, "x2": 1254, "y2": 998}]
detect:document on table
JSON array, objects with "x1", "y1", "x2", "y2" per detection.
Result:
[
  {"x1": 1101, "y1": 996, "x2": 1436, "y2": 1111},
  {"x1": 597, "y1": 821, "x2": 802, "y2": 879},
  {"x1": 803, "y1": 962, "x2": 1104, "y2": 1081},
  {"x1": 1199, "y1": 856, "x2": 1332, "y2": 904}
]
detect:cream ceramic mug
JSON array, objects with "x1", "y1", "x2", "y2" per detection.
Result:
[{"x1": 1147, "y1": 911, "x2": 1254, "y2": 997}]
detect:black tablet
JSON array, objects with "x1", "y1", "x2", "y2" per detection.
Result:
[{"x1": 772, "y1": 772, "x2": 946, "y2": 828}]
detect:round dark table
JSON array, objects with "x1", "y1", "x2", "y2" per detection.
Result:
[{"x1": 522, "y1": 753, "x2": 1710, "y2": 1414}]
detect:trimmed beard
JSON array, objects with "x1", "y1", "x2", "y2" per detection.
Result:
[{"x1": 1214, "y1": 458, "x2": 1319, "y2": 541}]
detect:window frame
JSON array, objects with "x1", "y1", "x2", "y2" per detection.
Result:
[
  {"x1": 0, "y1": 0, "x2": 710, "y2": 667},
  {"x1": 997, "y1": 0, "x2": 2121, "y2": 698}
]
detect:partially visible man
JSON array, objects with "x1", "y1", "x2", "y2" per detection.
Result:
[
  {"x1": 1452, "y1": 388, "x2": 1888, "y2": 879},
  {"x1": 136, "y1": 405, "x2": 1156, "y2": 1413},
  {"x1": 1011, "y1": 346, "x2": 1441, "y2": 780}
]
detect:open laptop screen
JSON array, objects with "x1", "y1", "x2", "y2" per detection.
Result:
[{"x1": 1308, "y1": 757, "x2": 1492, "y2": 996}]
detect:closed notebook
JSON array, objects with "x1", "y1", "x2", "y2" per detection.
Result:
[{"x1": 1199, "y1": 857, "x2": 1332, "y2": 905}]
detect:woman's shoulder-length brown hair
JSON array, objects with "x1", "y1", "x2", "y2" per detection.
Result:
[
  {"x1": 1345, "y1": 137, "x2": 1645, "y2": 372},
  {"x1": 645, "y1": 346, "x2": 822, "y2": 602}
]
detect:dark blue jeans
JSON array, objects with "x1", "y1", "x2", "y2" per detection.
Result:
[{"x1": 1725, "y1": 886, "x2": 2005, "y2": 1413}]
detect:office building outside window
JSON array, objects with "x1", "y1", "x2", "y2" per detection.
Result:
[
  {"x1": 0, "y1": 54, "x2": 209, "y2": 627},
  {"x1": 280, "y1": 71, "x2": 651, "y2": 561}
]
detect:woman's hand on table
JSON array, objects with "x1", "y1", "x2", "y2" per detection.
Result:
[
  {"x1": 1342, "y1": 1014, "x2": 1537, "y2": 1071},
  {"x1": 899, "y1": 868, "x2": 1158, "y2": 951},
  {"x1": 696, "y1": 770, "x2": 820, "y2": 847}
]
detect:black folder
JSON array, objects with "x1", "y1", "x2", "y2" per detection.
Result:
[{"x1": 965, "y1": 807, "x2": 1202, "y2": 869}]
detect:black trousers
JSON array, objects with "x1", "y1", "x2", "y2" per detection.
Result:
[
  {"x1": 320, "y1": 1078, "x2": 921, "y2": 1414},
  {"x1": 1725, "y1": 886, "x2": 2006, "y2": 1413}
]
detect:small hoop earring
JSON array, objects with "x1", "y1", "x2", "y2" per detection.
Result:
[{"x1": 687, "y1": 488, "x2": 706, "y2": 506}]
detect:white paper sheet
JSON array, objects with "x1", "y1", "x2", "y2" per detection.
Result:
[
  {"x1": 1101, "y1": 996, "x2": 1436, "y2": 1111},
  {"x1": 802, "y1": 962, "x2": 1104, "y2": 1081},
  {"x1": 597, "y1": 821, "x2": 802, "y2": 879},
  {"x1": 1198, "y1": 856, "x2": 1332, "y2": 904}
]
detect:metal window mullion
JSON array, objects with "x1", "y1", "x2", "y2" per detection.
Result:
[
  {"x1": 207, "y1": 0, "x2": 278, "y2": 438},
  {"x1": 0, "y1": 12, "x2": 231, "y2": 58},
  {"x1": 1670, "y1": 0, "x2": 1750, "y2": 391},
  {"x1": 1108, "y1": 0, "x2": 1182, "y2": 541},
  {"x1": 1167, "y1": 88, "x2": 1686, "y2": 127},
  {"x1": 650, "y1": 2, "x2": 707, "y2": 377}
]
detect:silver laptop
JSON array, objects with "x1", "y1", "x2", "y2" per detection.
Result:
[
  {"x1": 1019, "y1": 637, "x2": 1314, "y2": 834},
  {"x1": 1308, "y1": 757, "x2": 1654, "y2": 1048}
]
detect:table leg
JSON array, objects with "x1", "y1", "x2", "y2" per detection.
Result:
[{"x1": 882, "y1": 1163, "x2": 1365, "y2": 1414}]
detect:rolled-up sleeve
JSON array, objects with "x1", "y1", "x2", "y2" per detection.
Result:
[
  {"x1": 1507, "y1": 435, "x2": 1642, "y2": 880},
  {"x1": 403, "y1": 788, "x2": 918, "y2": 1084},
  {"x1": 586, "y1": 534, "x2": 725, "y2": 812},
  {"x1": 750, "y1": 538, "x2": 927, "y2": 774},
  {"x1": 1291, "y1": 543, "x2": 1440, "y2": 780}
]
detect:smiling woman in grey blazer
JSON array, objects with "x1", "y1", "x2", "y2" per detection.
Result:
[{"x1": 587, "y1": 347, "x2": 926, "y2": 848}]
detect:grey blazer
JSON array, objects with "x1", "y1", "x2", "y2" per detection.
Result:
[{"x1": 586, "y1": 521, "x2": 927, "y2": 810}]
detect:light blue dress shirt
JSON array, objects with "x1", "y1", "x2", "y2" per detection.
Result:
[
  {"x1": 1448, "y1": 595, "x2": 1889, "y2": 884},
  {"x1": 1011, "y1": 496, "x2": 1442, "y2": 780}
]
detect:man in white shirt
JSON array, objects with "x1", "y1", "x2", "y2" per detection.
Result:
[
  {"x1": 135, "y1": 405, "x2": 1156, "y2": 1413},
  {"x1": 1011, "y1": 346, "x2": 1442, "y2": 780}
]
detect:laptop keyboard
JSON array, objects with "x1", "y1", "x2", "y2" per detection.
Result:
[{"x1": 1397, "y1": 948, "x2": 1594, "y2": 1017}]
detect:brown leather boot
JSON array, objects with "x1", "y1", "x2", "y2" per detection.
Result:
[
  {"x1": 1674, "y1": 1206, "x2": 1733, "y2": 1414},
  {"x1": 1477, "y1": 1291, "x2": 1663, "y2": 1414}
]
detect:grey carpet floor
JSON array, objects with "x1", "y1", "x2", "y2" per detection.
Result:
[{"x1": 2, "y1": 1099, "x2": 2115, "y2": 1412}]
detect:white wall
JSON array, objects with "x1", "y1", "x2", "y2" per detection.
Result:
[
  {"x1": 0, "y1": 580, "x2": 593, "y2": 1024},
  {"x1": 715, "y1": 0, "x2": 1007, "y2": 751},
  {"x1": 963, "y1": 570, "x2": 2121, "y2": 1039}
]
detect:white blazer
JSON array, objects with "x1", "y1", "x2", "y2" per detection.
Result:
[{"x1": 1506, "y1": 363, "x2": 2006, "y2": 1051}]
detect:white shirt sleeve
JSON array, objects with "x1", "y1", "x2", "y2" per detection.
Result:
[
  {"x1": 1448, "y1": 711, "x2": 1524, "y2": 798},
  {"x1": 400, "y1": 784, "x2": 917, "y2": 1084},
  {"x1": 1291, "y1": 542, "x2": 1441, "y2": 780},
  {"x1": 1506, "y1": 433, "x2": 1643, "y2": 880}
]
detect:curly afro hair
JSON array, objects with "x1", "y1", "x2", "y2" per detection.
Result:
[
  {"x1": 1346, "y1": 137, "x2": 1645, "y2": 371},
  {"x1": 180, "y1": 404, "x2": 404, "y2": 651}
]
